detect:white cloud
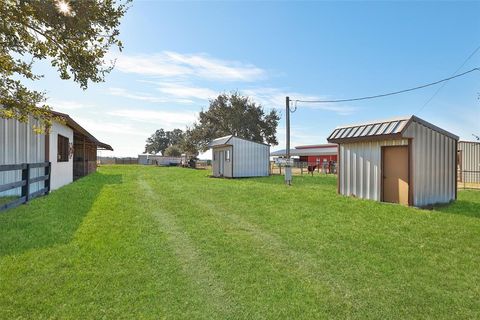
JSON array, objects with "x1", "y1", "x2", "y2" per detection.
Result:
[
  {"x1": 49, "y1": 99, "x2": 95, "y2": 112},
  {"x1": 106, "y1": 87, "x2": 194, "y2": 104},
  {"x1": 72, "y1": 116, "x2": 150, "y2": 137},
  {"x1": 107, "y1": 108, "x2": 197, "y2": 127},
  {"x1": 112, "y1": 51, "x2": 265, "y2": 82},
  {"x1": 155, "y1": 82, "x2": 218, "y2": 100}
]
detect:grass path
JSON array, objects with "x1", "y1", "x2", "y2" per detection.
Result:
[
  {"x1": 0, "y1": 165, "x2": 479, "y2": 319},
  {"x1": 138, "y1": 178, "x2": 237, "y2": 318}
]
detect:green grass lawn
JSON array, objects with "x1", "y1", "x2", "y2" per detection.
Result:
[{"x1": 0, "y1": 165, "x2": 479, "y2": 319}]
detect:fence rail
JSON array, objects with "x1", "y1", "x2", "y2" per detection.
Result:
[
  {"x1": 0, "y1": 162, "x2": 51, "y2": 212},
  {"x1": 270, "y1": 161, "x2": 337, "y2": 176}
]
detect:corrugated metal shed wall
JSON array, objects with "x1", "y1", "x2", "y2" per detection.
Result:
[
  {"x1": 339, "y1": 139, "x2": 408, "y2": 201},
  {"x1": 0, "y1": 117, "x2": 46, "y2": 196},
  {"x1": 231, "y1": 137, "x2": 269, "y2": 177},
  {"x1": 458, "y1": 141, "x2": 480, "y2": 183},
  {"x1": 403, "y1": 121, "x2": 456, "y2": 206}
]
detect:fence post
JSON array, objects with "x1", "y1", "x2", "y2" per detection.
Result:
[
  {"x1": 21, "y1": 164, "x2": 30, "y2": 202},
  {"x1": 301, "y1": 162, "x2": 303, "y2": 175},
  {"x1": 45, "y1": 162, "x2": 51, "y2": 194}
]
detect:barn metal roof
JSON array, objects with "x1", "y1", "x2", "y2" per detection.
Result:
[
  {"x1": 270, "y1": 146, "x2": 337, "y2": 157},
  {"x1": 327, "y1": 115, "x2": 458, "y2": 143},
  {"x1": 51, "y1": 111, "x2": 113, "y2": 150}
]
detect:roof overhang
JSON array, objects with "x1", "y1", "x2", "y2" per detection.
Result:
[{"x1": 51, "y1": 111, "x2": 113, "y2": 151}]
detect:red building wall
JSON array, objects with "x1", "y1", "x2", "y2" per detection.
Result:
[{"x1": 299, "y1": 155, "x2": 337, "y2": 165}]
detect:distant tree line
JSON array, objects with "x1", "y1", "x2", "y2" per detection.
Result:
[{"x1": 144, "y1": 92, "x2": 280, "y2": 157}]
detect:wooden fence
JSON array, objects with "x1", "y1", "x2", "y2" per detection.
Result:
[{"x1": 0, "y1": 162, "x2": 51, "y2": 212}]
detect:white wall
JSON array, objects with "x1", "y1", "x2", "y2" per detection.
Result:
[
  {"x1": 49, "y1": 121, "x2": 74, "y2": 190},
  {"x1": 231, "y1": 137, "x2": 270, "y2": 177}
]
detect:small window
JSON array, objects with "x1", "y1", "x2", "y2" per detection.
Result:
[
  {"x1": 225, "y1": 150, "x2": 230, "y2": 161},
  {"x1": 57, "y1": 134, "x2": 69, "y2": 162}
]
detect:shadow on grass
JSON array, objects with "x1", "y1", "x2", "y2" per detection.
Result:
[
  {"x1": 0, "y1": 172, "x2": 122, "y2": 257},
  {"x1": 433, "y1": 190, "x2": 480, "y2": 219}
]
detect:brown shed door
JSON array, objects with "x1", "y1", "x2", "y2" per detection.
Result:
[{"x1": 383, "y1": 146, "x2": 409, "y2": 205}]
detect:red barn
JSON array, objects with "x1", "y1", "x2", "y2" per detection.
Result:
[
  {"x1": 270, "y1": 143, "x2": 338, "y2": 165},
  {"x1": 295, "y1": 144, "x2": 338, "y2": 165}
]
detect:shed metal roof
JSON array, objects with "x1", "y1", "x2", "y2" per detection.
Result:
[
  {"x1": 327, "y1": 115, "x2": 458, "y2": 143},
  {"x1": 208, "y1": 135, "x2": 233, "y2": 148},
  {"x1": 208, "y1": 135, "x2": 270, "y2": 148}
]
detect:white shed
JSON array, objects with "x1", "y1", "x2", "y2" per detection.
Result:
[
  {"x1": 327, "y1": 115, "x2": 458, "y2": 207},
  {"x1": 208, "y1": 135, "x2": 270, "y2": 178}
]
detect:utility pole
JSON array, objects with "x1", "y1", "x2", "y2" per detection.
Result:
[{"x1": 285, "y1": 96, "x2": 292, "y2": 185}]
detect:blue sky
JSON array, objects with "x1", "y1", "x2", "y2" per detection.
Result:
[{"x1": 32, "y1": 1, "x2": 479, "y2": 157}]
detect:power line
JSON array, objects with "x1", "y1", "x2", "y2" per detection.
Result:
[
  {"x1": 417, "y1": 45, "x2": 480, "y2": 113},
  {"x1": 293, "y1": 67, "x2": 480, "y2": 104}
]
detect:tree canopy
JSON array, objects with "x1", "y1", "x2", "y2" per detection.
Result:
[
  {"x1": 163, "y1": 145, "x2": 182, "y2": 157},
  {"x1": 144, "y1": 128, "x2": 185, "y2": 155},
  {"x1": 0, "y1": 0, "x2": 129, "y2": 130},
  {"x1": 190, "y1": 92, "x2": 280, "y2": 151}
]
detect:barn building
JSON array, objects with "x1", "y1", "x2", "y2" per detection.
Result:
[
  {"x1": 457, "y1": 141, "x2": 480, "y2": 184},
  {"x1": 208, "y1": 135, "x2": 270, "y2": 178},
  {"x1": 270, "y1": 144, "x2": 338, "y2": 165},
  {"x1": 1, "y1": 111, "x2": 113, "y2": 195},
  {"x1": 327, "y1": 115, "x2": 458, "y2": 207},
  {"x1": 295, "y1": 144, "x2": 338, "y2": 164}
]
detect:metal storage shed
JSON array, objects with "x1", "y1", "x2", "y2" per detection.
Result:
[
  {"x1": 327, "y1": 115, "x2": 458, "y2": 207},
  {"x1": 208, "y1": 135, "x2": 270, "y2": 178},
  {"x1": 457, "y1": 141, "x2": 480, "y2": 185}
]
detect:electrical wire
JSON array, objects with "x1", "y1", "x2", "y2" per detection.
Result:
[
  {"x1": 417, "y1": 45, "x2": 480, "y2": 113},
  {"x1": 292, "y1": 67, "x2": 480, "y2": 104}
]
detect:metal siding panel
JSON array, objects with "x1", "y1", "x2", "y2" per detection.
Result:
[
  {"x1": 338, "y1": 139, "x2": 408, "y2": 201},
  {"x1": 0, "y1": 117, "x2": 45, "y2": 197},
  {"x1": 410, "y1": 121, "x2": 455, "y2": 206},
  {"x1": 459, "y1": 141, "x2": 480, "y2": 183},
  {"x1": 230, "y1": 137, "x2": 268, "y2": 178}
]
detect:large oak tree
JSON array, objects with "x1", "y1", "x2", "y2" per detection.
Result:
[
  {"x1": 190, "y1": 92, "x2": 280, "y2": 152},
  {"x1": 144, "y1": 128, "x2": 185, "y2": 155},
  {"x1": 0, "y1": 0, "x2": 129, "y2": 130}
]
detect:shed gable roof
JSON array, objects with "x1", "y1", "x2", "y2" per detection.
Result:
[
  {"x1": 327, "y1": 115, "x2": 458, "y2": 143},
  {"x1": 208, "y1": 135, "x2": 270, "y2": 148},
  {"x1": 208, "y1": 135, "x2": 233, "y2": 148}
]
